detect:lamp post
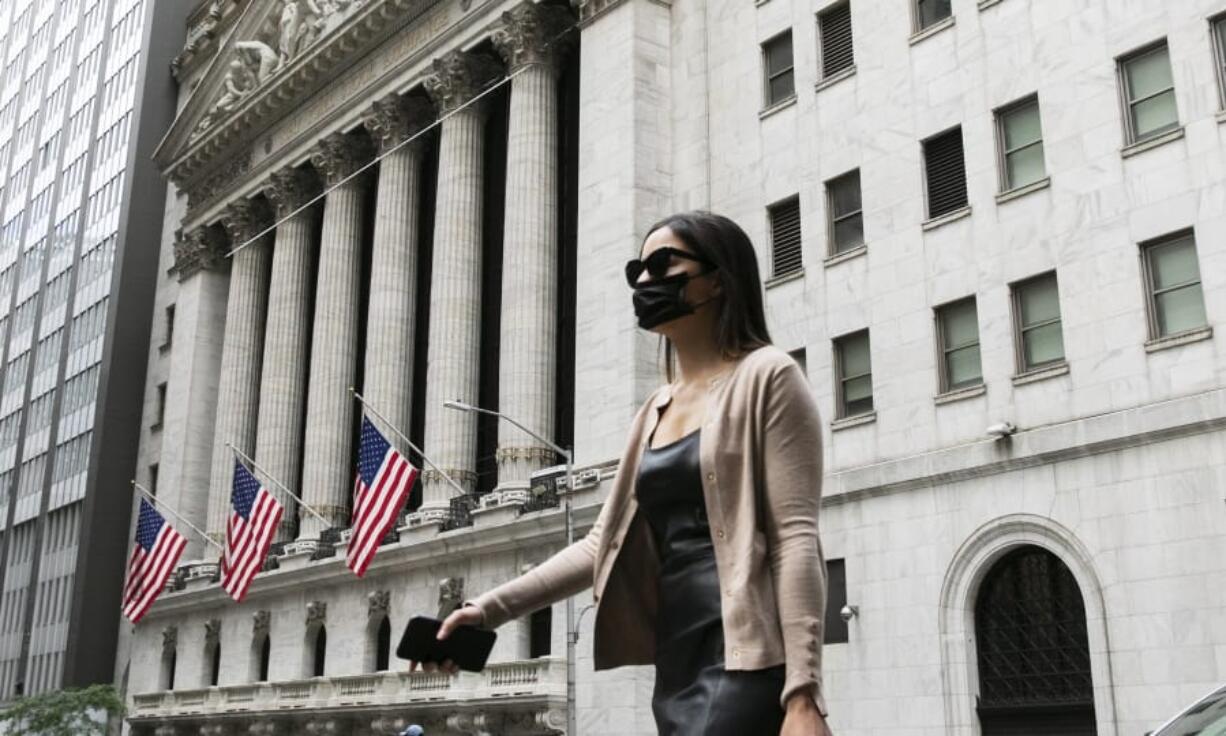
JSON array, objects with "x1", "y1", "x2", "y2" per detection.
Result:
[{"x1": 442, "y1": 400, "x2": 577, "y2": 735}]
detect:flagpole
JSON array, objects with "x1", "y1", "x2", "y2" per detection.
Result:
[
  {"x1": 225, "y1": 443, "x2": 332, "y2": 529},
  {"x1": 131, "y1": 481, "x2": 224, "y2": 551},
  {"x1": 348, "y1": 387, "x2": 470, "y2": 499}
]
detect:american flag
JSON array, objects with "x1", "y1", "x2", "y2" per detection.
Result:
[
  {"x1": 122, "y1": 498, "x2": 187, "y2": 623},
  {"x1": 348, "y1": 417, "x2": 418, "y2": 577},
  {"x1": 221, "y1": 459, "x2": 284, "y2": 601}
]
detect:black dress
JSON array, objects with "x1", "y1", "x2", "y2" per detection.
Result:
[{"x1": 635, "y1": 424, "x2": 787, "y2": 736}]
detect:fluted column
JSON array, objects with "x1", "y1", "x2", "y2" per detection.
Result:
[
  {"x1": 491, "y1": 2, "x2": 573, "y2": 491},
  {"x1": 206, "y1": 199, "x2": 274, "y2": 543},
  {"x1": 298, "y1": 132, "x2": 373, "y2": 539},
  {"x1": 417, "y1": 51, "x2": 501, "y2": 517},
  {"x1": 359, "y1": 95, "x2": 433, "y2": 449},
  {"x1": 256, "y1": 166, "x2": 322, "y2": 540}
]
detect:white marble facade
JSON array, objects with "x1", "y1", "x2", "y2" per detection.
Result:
[{"x1": 122, "y1": 0, "x2": 1226, "y2": 734}]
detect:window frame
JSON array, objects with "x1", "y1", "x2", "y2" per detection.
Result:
[
  {"x1": 761, "y1": 29, "x2": 797, "y2": 108},
  {"x1": 994, "y1": 94, "x2": 1045, "y2": 193},
  {"x1": 1139, "y1": 229, "x2": 1206, "y2": 340},
  {"x1": 921, "y1": 125, "x2": 969, "y2": 220},
  {"x1": 825, "y1": 168, "x2": 864, "y2": 255},
  {"x1": 1009, "y1": 271, "x2": 1065, "y2": 374},
  {"x1": 1116, "y1": 39, "x2": 1180, "y2": 145},
  {"x1": 816, "y1": 1, "x2": 855, "y2": 82},
  {"x1": 833, "y1": 329, "x2": 873, "y2": 419},
  {"x1": 913, "y1": 0, "x2": 952, "y2": 33},
  {"x1": 767, "y1": 194, "x2": 804, "y2": 278},
  {"x1": 934, "y1": 296, "x2": 983, "y2": 393},
  {"x1": 1212, "y1": 13, "x2": 1226, "y2": 111}
]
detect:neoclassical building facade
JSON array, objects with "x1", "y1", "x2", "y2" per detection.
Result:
[{"x1": 121, "y1": 0, "x2": 1226, "y2": 735}]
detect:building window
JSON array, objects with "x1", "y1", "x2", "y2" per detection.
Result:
[
  {"x1": 1141, "y1": 231, "x2": 1207, "y2": 339},
  {"x1": 529, "y1": 607, "x2": 552, "y2": 658},
  {"x1": 996, "y1": 96, "x2": 1046, "y2": 191},
  {"x1": 824, "y1": 559, "x2": 849, "y2": 644},
  {"x1": 1213, "y1": 15, "x2": 1226, "y2": 109},
  {"x1": 923, "y1": 127, "x2": 968, "y2": 220},
  {"x1": 375, "y1": 616, "x2": 391, "y2": 671},
  {"x1": 915, "y1": 0, "x2": 951, "y2": 32},
  {"x1": 208, "y1": 641, "x2": 221, "y2": 687},
  {"x1": 1118, "y1": 41, "x2": 1179, "y2": 144},
  {"x1": 817, "y1": 3, "x2": 854, "y2": 80},
  {"x1": 153, "y1": 383, "x2": 166, "y2": 429},
  {"x1": 762, "y1": 30, "x2": 795, "y2": 107},
  {"x1": 312, "y1": 626, "x2": 327, "y2": 677},
  {"x1": 256, "y1": 634, "x2": 270, "y2": 682},
  {"x1": 149, "y1": 464, "x2": 158, "y2": 496},
  {"x1": 936, "y1": 297, "x2": 982, "y2": 392},
  {"x1": 1011, "y1": 272, "x2": 1065, "y2": 373},
  {"x1": 788, "y1": 347, "x2": 808, "y2": 377},
  {"x1": 826, "y1": 169, "x2": 864, "y2": 254},
  {"x1": 160, "y1": 642, "x2": 176, "y2": 691},
  {"x1": 834, "y1": 330, "x2": 873, "y2": 418},
  {"x1": 162, "y1": 304, "x2": 175, "y2": 349},
  {"x1": 768, "y1": 195, "x2": 803, "y2": 278}
]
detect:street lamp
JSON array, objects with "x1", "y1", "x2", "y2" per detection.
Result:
[{"x1": 442, "y1": 399, "x2": 578, "y2": 735}]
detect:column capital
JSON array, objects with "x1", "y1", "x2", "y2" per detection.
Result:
[
  {"x1": 264, "y1": 166, "x2": 322, "y2": 218},
  {"x1": 573, "y1": 0, "x2": 665, "y2": 25},
  {"x1": 492, "y1": 1, "x2": 575, "y2": 72},
  {"x1": 309, "y1": 132, "x2": 374, "y2": 187},
  {"x1": 423, "y1": 50, "x2": 502, "y2": 115},
  {"x1": 220, "y1": 196, "x2": 273, "y2": 244},
  {"x1": 171, "y1": 225, "x2": 228, "y2": 280},
  {"x1": 362, "y1": 94, "x2": 435, "y2": 155}
]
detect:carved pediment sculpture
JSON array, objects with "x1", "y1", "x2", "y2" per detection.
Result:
[{"x1": 190, "y1": 0, "x2": 369, "y2": 142}]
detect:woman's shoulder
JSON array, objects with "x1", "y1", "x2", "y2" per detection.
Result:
[{"x1": 738, "y1": 343, "x2": 799, "y2": 377}]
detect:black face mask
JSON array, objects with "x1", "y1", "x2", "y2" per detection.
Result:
[{"x1": 632, "y1": 270, "x2": 715, "y2": 330}]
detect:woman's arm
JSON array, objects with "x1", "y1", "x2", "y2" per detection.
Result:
[
  {"x1": 759, "y1": 358, "x2": 830, "y2": 717},
  {"x1": 462, "y1": 506, "x2": 606, "y2": 629}
]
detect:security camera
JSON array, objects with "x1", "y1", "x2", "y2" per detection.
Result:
[
  {"x1": 985, "y1": 421, "x2": 1017, "y2": 439},
  {"x1": 839, "y1": 604, "x2": 859, "y2": 623}
]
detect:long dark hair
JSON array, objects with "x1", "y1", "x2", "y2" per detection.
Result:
[{"x1": 640, "y1": 210, "x2": 773, "y2": 382}]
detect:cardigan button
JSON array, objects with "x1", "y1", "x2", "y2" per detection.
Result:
[
  {"x1": 716, "y1": 529, "x2": 725, "y2": 539},
  {"x1": 706, "y1": 472, "x2": 715, "y2": 481}
]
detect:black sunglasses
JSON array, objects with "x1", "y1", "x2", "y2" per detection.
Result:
[{"x1": 625, "y1": 247, "x2": 715, "y2": 287}]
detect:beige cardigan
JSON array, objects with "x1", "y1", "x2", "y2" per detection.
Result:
[{"x1": 466, "y1": 344, "x2": 829, "y2": 716}]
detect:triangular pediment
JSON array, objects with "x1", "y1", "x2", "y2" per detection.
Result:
[{"x1": 155, "y1": 0, "x2": 382, "y2": 181}]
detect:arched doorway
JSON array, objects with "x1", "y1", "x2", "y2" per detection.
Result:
[{"x1": 975, "y1": 545, "x2": 1096, "y2": 736}]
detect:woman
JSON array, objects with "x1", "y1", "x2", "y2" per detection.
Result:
[{"x1": 410, "y1": 211, "x2": 832, "y2": 736}]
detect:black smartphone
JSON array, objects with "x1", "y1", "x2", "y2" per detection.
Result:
[{"x1": 396, "y1": 615, "x2": 496, "y2": 672}]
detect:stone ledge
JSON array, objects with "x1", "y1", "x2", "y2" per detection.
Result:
[
  {"x1": 1144, "y1": 325, "x2": 1213, "y2": 353},
  {"x1": 935, "y1": 383, "x2": 986, "y2": 405},
  {"x1": 995, "y1": 176, "x2": 1050, "y2": 205},
  {"x1": 815, "y1": 65, "x2": 855, "y2": 92},
  {"x1": 1011, "y1": 361, "x2": 1070, "y2": 386},
  {"x1": 1121, "y1": 126, "x2": 1184, "y2": 158},
  {"x1": 922, "y1": 205, "x2": 971, "y2": 231},
  {"x1": 758, "y1": 94, "x2": 798, "y2": 121},
  {"x1": 909, "y1": 15, "x2": 955, "y2": 46},
  {"x1": 831, "y1": 411, "x2": 876, "y2": 431},
  {"x1": 765, "y1": 267, "x2": 805, "y2": 289},
  {"x1": 823, "y1": 243, "x2": 867, "y2": 268}
]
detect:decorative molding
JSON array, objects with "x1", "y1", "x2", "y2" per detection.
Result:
[
  {"x1": 494, "y1": 445, "x2": 557, "y2": 464},
  {"x1": 253, "y1": 609, "x2": 271, "y2": 637},
  {"x1": 171, "y1": 225, "x2": 229, "y2": 280},
  {"x1": 204, "y1": 618, "x2": 222, "y2": 649},
  {"x1": 573, "y1": 0, "x2": 668, "y2": 26},
  {"x1": 306, "y1": 600, "x2": 328, "y2": 627},
  {"x1": 421, "y1": 467, "x2": 476, "y2": 488},
  {"x1": 362, "y1": 94, "x2": 435, "y2": 154},
  {"x1": 423, "y1": 49, "x2": 502, "y2": 115},
  {"x1": 221, "y1": 196, "x2": 273, "y2": 243},
  {"x1": 491, "y1": 1, "x2": 575, "y2": 73},
  {"x1": 184, "y1": 152, "x2": 252, "y2": 216},
  {"x1": 308, "y1": 131, "x2": 375, "y2": 186},
  {"x1": 172, "y1": 1, "x2": 228, "y2": 81},
  {"x1": 367, "y1": 589, "x2": 390, "y2": 619},
  {"x1": 264, "y1": 165, "x2": 323, "y2": 217},
  {"x1": 161, "y1": 625, "x2": 178, "y2": 655}
]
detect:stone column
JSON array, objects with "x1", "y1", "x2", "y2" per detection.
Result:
[
  {"x1": 256, "y1": 166, "x2": 322, "y2": 540},
  {"x1": 161, "y1": 225, "x2": 230, "y2": 561},
  {"x1": 359, "y1": 95, "x2": 433, "y2": 447},
  {"x1": 415, "y1": 51, "x2": 501, "y2": 519},
  {"x1": 490, "y1": 2, "x2": 573, "y2": 493},
  {"x1": 298, "y1": 132, "x2": 373, "y2": 539},
  {"x1": 205, "y1": 198, "x2": 273, "y2": 544}
]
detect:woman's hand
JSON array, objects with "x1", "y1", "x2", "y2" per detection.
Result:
[
  {"x1": 780, "y1": 694, "x2": 833, "y2": 736},
  {"x1": 405, "y1": 604, "x2": 484, "y2": 676}
]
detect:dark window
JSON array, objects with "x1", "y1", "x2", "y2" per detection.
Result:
[
  {"x1": 530, "y1": 606, "x2": 552, "y2": 658},
  {"x1": 153, "y1": 383, "x2": 166, "y2": 429},
  {"x1": 1141, "y1": 231, "x2": 1207, "y2": 338},
  {"x1": 763, "y1": 31, "x2": 795, "y2": 106},
  {"x1": 824, "y1": 559, "x2": 849, "y2": 644},
  {"x1": 258, "y1": 635, "x2": 270, "y2": 682},
  {"x1": 768, "y1": 195, "x2": 803, "y2": 278},
  {"x1": 163, "y1": 304, "x2": 175, "y2": 348},
  {"x1": 149, "y1": 464, "x2": 158, "y2": 496},
  {"x1": 826, "y1": 169, "x2": 863, "y2": 254},
  {"x1": 1118, "y1": 41, "x2": 1179, "y2": 144},
  {"x1": 161, "y1": 647, "x2": 176, "y2": 691},
  {"x1": 313, "y1": 627, "x2": 327, "y2": 677},
  {"x1": 1011, "y1": 272, "x2": 1065, "y2": 372},
  {"x1": 1214, "y1": 15, "x2": 1226, "y2": 110},
  {"x1": 376, "y1": 617, "x2": 391, "y2": 671},
  {"x1": 923, "y1": 127, "x2": 968, "y2": 219},
  {"x1": 834, "y1": 330, "x2": 873, "y2": 418},
  {"x1": 916, "y1": 0, "x2": 951, "y2": 31},
  {"x1": 936, "y1": 297, "x2": 982, "y2": 392},
  {"x1": 209, "y1": 642, "x2": 221, "y2": 687},
  {"x1": 788, "y1": 347, "x2": 807, "y2": 376},
  {"x1": 818, "y1": 3, "x2": 854, "y2": 79}
]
